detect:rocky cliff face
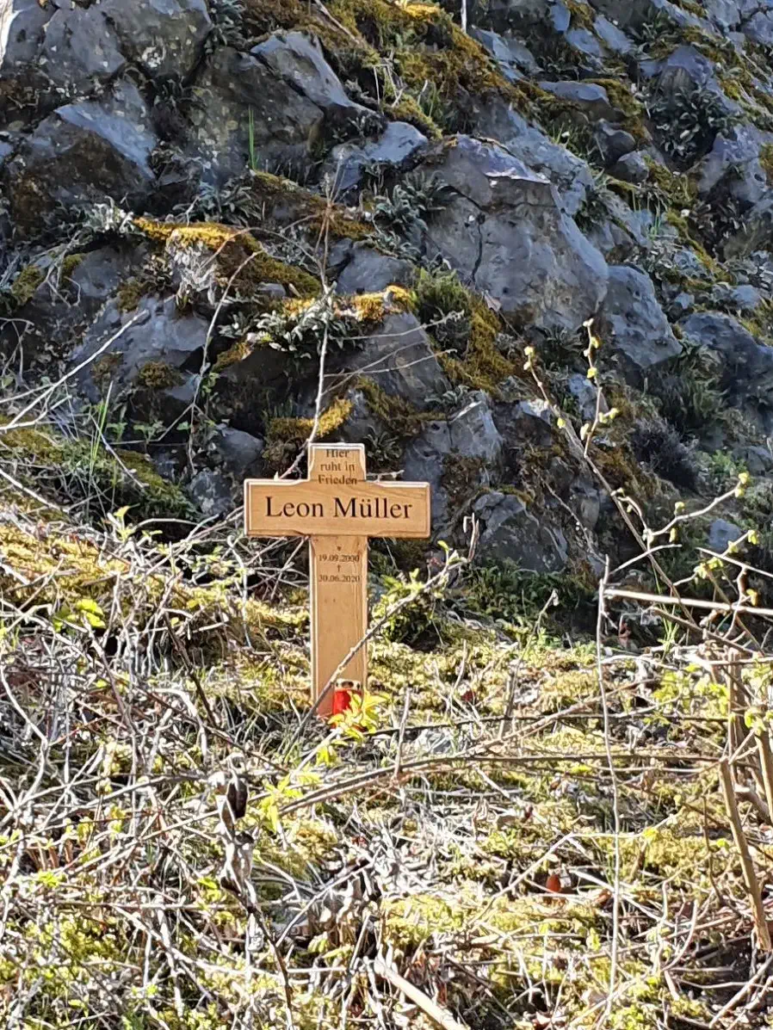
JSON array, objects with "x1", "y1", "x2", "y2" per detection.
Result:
[{"x1": 4, "y1": 0, "x2": 773, "y2": 580}]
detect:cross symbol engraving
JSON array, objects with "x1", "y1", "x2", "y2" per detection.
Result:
[{"x1": 244, "y1": 444, "x2": 431, "y2": 717}]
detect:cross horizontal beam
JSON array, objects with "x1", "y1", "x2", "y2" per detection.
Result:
[{"x1": 244, "y1": 480, "x2": 430, "y2": 538}]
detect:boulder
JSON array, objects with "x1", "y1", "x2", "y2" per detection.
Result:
[
  {"x1": 0, "y1": 0, "x2": 51, "y2": 119},
  {"x1": 40, "y1": 6, "x2": 126, "y2": 93},
  {"x1": 538, "y1": 81, "x2": 620, "y2": 121},
  {"x1": 422, "y1": 136, "x2": 608, "y2": 330},
  {"x1": 598, "y1": 266, "x2": 681, "y2": 381},
  {"x1": 98, "y1": 0, "x2": 212, "y2": 79},
  {"x1": 7, "y1": 81, "x2": 158, "y2": 229},
  {"x1": 593, "y1": 15, "x2": 634, "y2": 54},
  {"x1": 0, "y1": 244, "x2": 148, "y2": 359},
  {"x1": 469, "y1": 28, "x2": 541, "y2": 81},
  {"x1": 403, "y1": 392, "x2": 503, "y2": 524},
  {"x1": 473, "y1": 97, "x2": 594, "y2": 216},
  {"x1": 697, "y1": 124, "x2": 773, "y2": 210},
  {"x1": 71, "y1": 295, "x2": 208, "y2": 403},
  {"x1": 565, "y1": 27, "x2": 605, "y2": 62},
  {"x1": 189, "y1": 47, "x2": 323, "y2": 184},
  {"x1": 705, "y1": 0, "x2": 741, "y2": 28},
  {"x1": 594, "y1": 121, "x2": 637, "y2": 166},
  {"x1": 743, "y1": 10, "x2": 773, "y2": 44},
  {"x1": 680, "y1": 311, "x2": 773, "y2": 424},
  {"x1": 322, "y1": 122, "x2": 427, "y2": 194},
  {"x1": 335, "y1": 244, "x2": 415, "y2": 295},
  {"x1": 567, "y1": 373, "x2": 608, "y2": 422},
  {"x1": 733, "y1": 444, "x2": 773, "y2": 475},
  {"x1": 252, "y1": 31, "x2": 375, "y2": 127},
  {"x1": 642, "y1": 45, "x2": 718, "y2": 93},
  {"x1": 707, "y1": 518, "x2": 743, "y2": 553},
  {"x1": 609, "y1": 152, "x2": 649, "y2": 184},
  {"x1": 588, "y1": 0, "x2": 687, "y2": 31},
  {"x1": 342, "y1": 312, "x2": 450, "y2": 408},
  {"x1": 473, "y1": 491, "x2": 568, "y2": 571},
  {"x1": 470, "y1": 0, "x2": 569, "y2": 33},
  {"x1": 208, "y1": 426, "x2": 265, "y2": 475}
]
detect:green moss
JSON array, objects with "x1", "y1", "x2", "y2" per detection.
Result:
[
  {"x1": 134, "y1": 219, "x2": 320, "y2": 298},
  {"x1": 357, "y1": 377, "x2": 440, "y2": 437},
  {"x1": 136, "y1": 362, "x2": 183, "y2": 390},
  {"x1": 441, "y1": 454, "x2": 485, "y2": 511},
  {"x1": 61, "y1": 253, "x2": 84, "y2": 278},
  {"x1": 440, "y1": 301, "x2": 516, "y2": 393},
  {"x1": 10, "y1": 265, "x2": 44, "y2": 306},
  {"x1": 116, "y1": 278, "x2": 147, "y2": 313},
  {"x1": 644, "y1": 158, "x2": 698, "y2": 209},
  {"x1": 565, "y1": 0, "x2": 594, "y2": 28},
  {"x1": 214, "y1": 339, "x2": 252, "y2": 372},
  {"x1": 247, "y1": 171, "x2": 374, "y2": 241},
  {"x1": 267, "y1": 397, "x2": 353, "y2": 443}
]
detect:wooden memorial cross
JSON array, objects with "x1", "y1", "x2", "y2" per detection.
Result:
[{"x1": 244, "y1": 443, "x2": 431, "y2": 717}]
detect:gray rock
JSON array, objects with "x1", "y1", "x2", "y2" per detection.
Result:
[
  {"x1": 421, "y1": 135, "x2": 608, "y2": 330},
  {"x1": 187, "y1": 469, "x2": 233, "y2": 518},
  {"x1": 588, "y1": 0, "x2": 680, "y2": 30},
  {"x1": 667, "y1": 291, "x2": 695, "y2": 318},
  {"x1": 705, "y1": 0, "x2": 741, "y2": 28},
  {"x1": 609, "y1": 151, "x2": 649, "y2": 184},
  {"x1": 681, "y1": 311, "x2": 773, "y2": 423},
  {"x1": 0, "y1": 139, "x2": 14, "y2": 170},
  {"x1": 257, "y1": 283, "x2": 287, "y2": 301},
  {"x1": 470, "y1": 0, "x2": 565, "y2": 33},
  {"x1": 473, "y1": 97, "x2": 594, "y2": 217},
  {"x1": 71, "y1": 295, "x2": 208, "y2": 403},
  {"x1": 322, "y1": 121, "x2": 427, "y2": 193},
  {"x1": 342, "y1": 312, "x2": 450, "y2": 409},
  {"x1": 403, "y1": 392, "x2": 503, "y2": 524},
  {"x1": 730, "y1": 284, "x2": 763, "y2": 311},
  {"x1": 743, "y1": 10, "x2": 773, "y2": 44},
  {"x1": 538, "y1": 80, "x2": 619, "y2": 121},
  {"x1": 469, "y1": 28, "x2": 541, "y2": 81},
  {"x1": 697, "y1": 124, "x2": 773, "y2": 210},
  {"x1": 594, "y1": 15, "x2": 634, "y2": 54},
  {"x1": 0, "y1": 0, "x2": 50, "y2": 117},
  {"x1": 252, "y1": 31, "x2": 374, "y2": 126},
  {"x1": 40, "y1": 6, "x2": 126, "y2": 92},
  {"x1": 565, "y1": 27, "x2": 605, "y2": 60},
  {"x1": 189, "y1": 47, "x2": 323, "y2": 184},
  {"x1": 209, "y1": 426, "x2": 265, "y2": 474},
  {"x1": 7, "y1": 81, "x2": 157, "y2": 228},
  {"x1": 98, "y1": 0, "x2": 211, "y2": 79},
  {"x1": 598, "y1": 266, "x2": 681, "y2": 381},
  {"x1": 594, "y1": 120, "x2": 636, "y2": 166},
  {"x1": 707, "y1": 518, "x2": 743, "y2": 553},
  {"x1": 335, "y1": 244, "x2": 415, "y2": 295},
  {"x1": 567, "y1": 373, "x2": 608, "y2": 422},
  {"x1": 645, "y1": 45, "x2": 717, "y2": 93},
  {"x1": 734, "y1": 444, "x2": 773, "y2": 475},
  {"x1": 473, "y1": 491, "x2": 568, "y2": 571}
]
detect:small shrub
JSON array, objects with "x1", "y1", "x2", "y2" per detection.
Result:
[
  {"x1": 373, "y1": 173, "x2": 452, "y2": 234},
  {"x1": 646, "y1": 85, "x2": 739, "y2": 170},
  {"x1": 631, "y1": 420, "x2": 698, "y2": 489},
  {"x1": 646, "y1": 344, "x2": 726, "y2": 438},
  {"x1": 415, "y1": 267, "x2": 472, "y2": 351}
]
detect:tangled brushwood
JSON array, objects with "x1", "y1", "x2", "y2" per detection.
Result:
[{"x1": 3, "y1": 349, "x2": 773, "y2": 1030}]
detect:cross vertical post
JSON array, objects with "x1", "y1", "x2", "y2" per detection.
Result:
[{"x1": 307, "y1": 445, "x2": 368, "y2": 715}]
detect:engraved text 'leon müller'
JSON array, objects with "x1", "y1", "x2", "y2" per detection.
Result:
[{"x1": 264, "y1": 496, "x2": 414, "y2": 519}]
